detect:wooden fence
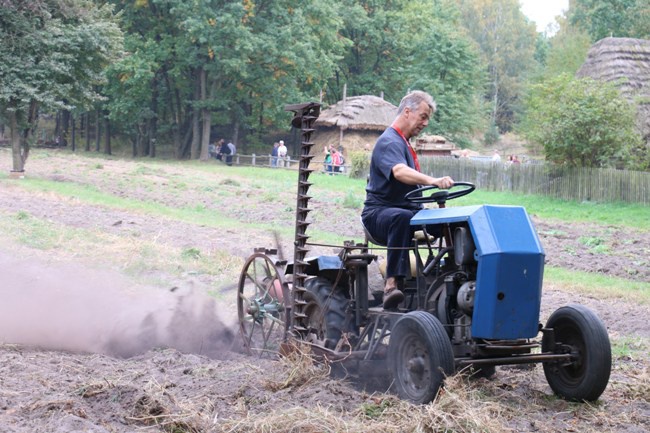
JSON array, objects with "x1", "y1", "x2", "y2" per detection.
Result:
[
  {"x1": 217, "y1": 153, "x2": 350, "y2": 174},
  {"x1": 215, "y1": 153, "x2": 650, "y2": 205},
  {"x1": 419, "y1": 157, "x2": 650, "y2": 205}
]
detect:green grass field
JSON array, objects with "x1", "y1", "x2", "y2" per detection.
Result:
[{"x1": 2, "y1": 149, "x2": 649, "y2": 304}]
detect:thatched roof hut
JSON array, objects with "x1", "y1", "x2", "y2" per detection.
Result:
[
  {"x1": 313, "y1": 95, "x2": 397, "y2": 160},
  {"x1": 414, "y1": 134, "x2": 457, "y2": 157},
  {"x1": 315, "y1": 95, "x2": 397, "y2": 131},
  {"x1": 576, "y1": 37, "x2": 650, "y2": 141}
]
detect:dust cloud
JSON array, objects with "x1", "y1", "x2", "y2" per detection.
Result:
[{"x1": 0, "y1": 251, "x2": 238, "y2": 359}]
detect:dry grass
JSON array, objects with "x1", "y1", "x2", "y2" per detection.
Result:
[{"x1": 263, "y1": 343, "x2": 331, "y2": 392}]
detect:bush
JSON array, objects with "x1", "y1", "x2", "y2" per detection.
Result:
[
  {"x1": 483, "y1": 122, "x2": 500, "y2": 146},
  {"x1": 348, "y1": 150, "x2": 371, "y2": 179},
  {"x1": 522, "y1": 74, "x2": 643, "y2": 168}
]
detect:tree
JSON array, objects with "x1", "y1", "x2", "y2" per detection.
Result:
[
  {"x1": 400, "y1": 1, "x2": 486, "y2": 141},
  {"x1": 0, "y1": 0, "x2": 123, "y2": 172},
  {"x1": 569, "y1": 0, "x2": 650, "y2": 41},
  {"x1": 542, "y1": 19, "x2": 592, "y2": 78},
  {"x1": 104, "y1": 0, "x2": 346, "y2": 159},
  {"x1": 457, "y1": 0, "x2": 538, "y2": 132},
  {"x1": 328, "y1": 0, "x2": 418, "y2": 103},
  {"x1": 522, "y1": 74, "x2": 642, "y2": 168}
]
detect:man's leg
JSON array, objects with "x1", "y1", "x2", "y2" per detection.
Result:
[{"x1": 362, "y1": 207, "x2": 415, "y2": 308}]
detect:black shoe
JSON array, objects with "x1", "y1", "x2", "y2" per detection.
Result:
[{"x1": 383, "y1": 289, "x2": 404, "y2": 310}]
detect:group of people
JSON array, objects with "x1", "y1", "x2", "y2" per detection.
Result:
[
  {"x1": 209, "y1": 138, "x2": 236, "y2": 166},
  {"x1": 492, "y1": 149, "x2": 521, "y2": 164},
  {"x1": 323, "y1": 145, "x2": 345, "y2": 174},
  {"x1": 270, "y1": 140, "x2": 287, "y2": 167}
]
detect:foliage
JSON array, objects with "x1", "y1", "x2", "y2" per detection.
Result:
[
  {"x1": 347, "y1": 150, "x2": 371, "y2": 179},
  {"x1": 0, "y1": 0, "x2": 123, "y2": 170},
  {"x1": 103, "y1": 0, "x2": 347, "y2": 157},
  {"x1": 483, "y1": 122, "x2": 500, "y2": 146},
  {"x1": 327, "y1": 0, "x2": 410, "y2": 103},
  {"x1": 457, "y1": 0, "x2": 539, "y2": 133},
  {"x1": 322, "y1": 0, "x2": 486, "y2": 142},
  {"x1": 568, "y1": 0, "x2": 650, "y2": 41},
  {"x1": 522, "y1": 74, "x2": 643, "y2": 168},
  {"x1": 401, "y1": 1, "x2": 486, "y2": 139},
  {"x1": 542, "y1": 20, "x2": 593, "y2": 78}
]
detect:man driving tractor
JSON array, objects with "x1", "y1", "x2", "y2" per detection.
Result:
[{"x1": 361, "y1": 90, "x2": 454, "y2": 309}]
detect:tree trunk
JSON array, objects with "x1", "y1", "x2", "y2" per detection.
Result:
[
  {"x1": 85, "y1": 112, "x2": 90, "y2": 151},
  {"x1": 95, "y1": 109, "x2": 101, "y2": 152},
  {"x1": 232, "y1": 120, "x2": 239, "y2": 149},
  {"x1": 199, "y1": 69, "x2": 213, "y2": 162},
  {"x1": 164, "y1": 70, "x2": 183, "y2": 159},
  {"x1": 149, "y1": 73, "x2": 159, "y2": 158},
  {"x1": 178, "y1": 117, "x2": 193, "y2": 159},
  {"x1": 9, "y1": 110, "x2": 24, "y2": 173},
  {"x1": 55, "y1": 110, "x2": 62, "y2": 140},
  {"x1": 190, "y1": 69, "x2": 201, "y2": 159},
  {"x1": 104, "y1": 115, "x2": 111, "y2": 155},
  {"x1": 71, "y1": 116, "x2": 76, "y2": 152}
]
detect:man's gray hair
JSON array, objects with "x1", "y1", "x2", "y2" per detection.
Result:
[{"x1": 396, "y1": 90, "x2": 436, "y2": 115}]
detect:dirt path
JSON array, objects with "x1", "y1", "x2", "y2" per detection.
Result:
[{"x1": 0, "y1": 149, "x2": 648, "y2": 432}]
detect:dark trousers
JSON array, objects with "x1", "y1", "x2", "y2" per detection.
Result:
[{"x1": 362, "y1": 207, "x2": 419, "y2": 279}]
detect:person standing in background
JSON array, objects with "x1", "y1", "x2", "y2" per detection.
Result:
[
  {"x1": 323, "y1": 146, "x2": 332, "y2": 174},
  {"x1": 277, "y1": 140, "x2": 287, "y2": 167},
  {"x1": 271, "y1": 142, "x2": 279, "y2": 167},
  {"x1": 330, "y1": 146, "x2": 342, "y2": 173}
]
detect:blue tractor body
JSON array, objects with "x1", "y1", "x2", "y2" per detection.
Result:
[{"x1": 411, "y1": 205, "x2": 545, "y2": 340}]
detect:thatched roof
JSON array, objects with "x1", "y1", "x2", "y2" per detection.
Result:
[
  {"x1": 315, "y1": 95, "x2": 397, "y2": 131},
  {"x1": 576, "y1": 37, "x2": 650, "y2": 139},
  {"x1": 415, "y1": 134, "x2": 456, "y2": 152}
]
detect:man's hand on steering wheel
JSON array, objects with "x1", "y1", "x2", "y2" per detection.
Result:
[
  {"x1": 405, "y1": 181, "x2": 476, "y2": 205},
  {"x1": 432, "y1": 176, "x2": 454, "y2": 189}
]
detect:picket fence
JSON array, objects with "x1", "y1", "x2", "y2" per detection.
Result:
[
  {"x1": 419, "y1": 157, "x2": 650, "y2": 205},
  {"x1": 218, "y1": 153, "x2": 649, "y2": 205}
]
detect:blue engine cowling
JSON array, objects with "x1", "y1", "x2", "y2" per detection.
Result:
[{"x1": 411, "y1": 205, "x2": 545, "y2": 340}]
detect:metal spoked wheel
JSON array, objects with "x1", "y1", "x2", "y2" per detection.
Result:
[
  {"x1": 237, "y1": 252, "x2": 290, "y2": 357},
  {"x1": 542, "y1": 304, "x2": 611, "y2": 401},
  {"x1": 388, "y1": 311, "x2": 455, "y2": 404}
]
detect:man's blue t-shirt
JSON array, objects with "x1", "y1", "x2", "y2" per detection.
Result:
[{"x1": 364, "y1": 127, "x2": 422, "y2": 211}]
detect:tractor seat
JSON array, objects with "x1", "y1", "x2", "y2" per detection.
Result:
[
  {"x1": 361, "y1": 217, "x2": 386, "y2": 246},
  {"x1": 361, "y1": 217, "x2": 436, "y2": 280},
  {"x1": 361, "y1": 217, "x2": 435, "y2": 246}
]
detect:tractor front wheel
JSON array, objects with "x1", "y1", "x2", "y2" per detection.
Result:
[
  {"x1": 388, "y1": 311, "x2": 455, "y2": 404},
  {"x1": 542, "y1": 304, "x2": 611, "y2": 401}
]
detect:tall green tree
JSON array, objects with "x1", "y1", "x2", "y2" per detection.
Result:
[
  {"x1": 327, "y1": 0, "x2": 411, "y2": 103},
  {"x1": 569, "y1": 0, "x2": 650, "y2": 41},
  {"x1": 104, "y1": 0, "x2": 346, "y2": 159},
  {"x1": 400, "y1": 0, "x2": 486, "y2": 142},
  {"x1": 326, "y1": 0, "x2": 485, "y2": 143},
  {"x1": 457, "y1": 0, "x2": 538, "y2": 132},
  {"x1": 0, "y1": 0, "x2": 123, "y2": 172},
  {"x1": 522, "y1": 74, "x2": 642, "y2": 168},
  {"x1": 542, "y1": 19, "x2": 593, "y2": 78}
]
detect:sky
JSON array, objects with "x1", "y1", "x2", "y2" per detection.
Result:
[{"x1": 520, "y1": 0, "x2": 570, "y2": 33}]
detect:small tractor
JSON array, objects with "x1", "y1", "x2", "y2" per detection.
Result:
[{"x1": 236, "y1": 102, "x2": 612, "y2": 404}]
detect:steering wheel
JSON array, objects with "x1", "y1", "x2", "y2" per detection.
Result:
[{"x1": 405, "y1": 182, "x2": 475, "y2": 205}]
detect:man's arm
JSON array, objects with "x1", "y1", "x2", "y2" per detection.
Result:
[{"x1": 392, "y1": 163, "x2": 454, "y2": 188}]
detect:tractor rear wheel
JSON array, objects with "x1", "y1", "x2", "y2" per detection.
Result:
[
  {"x1": 542, "y1": 304, "x2": 611, "y2": 401},
  {"x1": 303, "y1": 277, "x2": 348, "y2": 349},
  {"x1": 237, "y1": 252, "x2": 289, "y2": 357},
  {"x1": 388, "y1": 311, "x2": 455, "y2": 404}
]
